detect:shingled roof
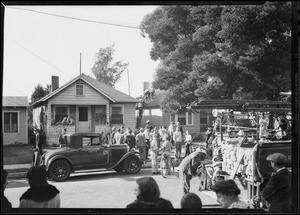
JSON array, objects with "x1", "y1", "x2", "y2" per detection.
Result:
[
  {"x1": 3, "y1": 96, "x2": 29, "y2": 107},
  {"x1": 32, "y1": 73, "x2": 138, "y2": 107}
]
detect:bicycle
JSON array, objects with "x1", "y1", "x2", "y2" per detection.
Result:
[{"x1": 160, "y1": 152, "x2": 176, "y2": 178}]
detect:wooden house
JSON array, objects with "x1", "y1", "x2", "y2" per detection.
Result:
[
  {"x1": 2, "y1": 96, "x2": 29, "y2": 145},
  {"x1": 140, "y1": 87, "x2": 215, "y2": 137},
  {"x1": 32, "y1": 74, "x2": 138, "y2": 145}
]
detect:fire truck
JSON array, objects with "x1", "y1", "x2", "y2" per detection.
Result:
[{"x1": 188, "y1": 99, "x2": 292, "y2": 209}]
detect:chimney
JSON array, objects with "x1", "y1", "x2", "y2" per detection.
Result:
[
  {"x1": 143, "y1": 82, "x2": 150, "y2": 91},
  {"x1": 51, "y1": 76, "x2": 59, "y2": 92}
]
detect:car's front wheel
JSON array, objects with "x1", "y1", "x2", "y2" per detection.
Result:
[
  {"x1": 49, "y1": 159, "x2": 71, "y2": 182},
  {"x1": 123, "y1": 155, "x2": 142, "y2": 174}
]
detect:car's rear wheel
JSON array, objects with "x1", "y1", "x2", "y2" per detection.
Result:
[
  {"x1": 113, "y1": 165, "x2": 124, "y2": 173},
  {"x1": 123, "y1": 155, "x2": 142, "y2": 174},
  {"x1": 49, "y1": 159, "x2": 71, "y2": 182}
]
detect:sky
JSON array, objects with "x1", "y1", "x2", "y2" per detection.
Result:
[{"x1": 3, "y1": 5, "x2": 160, "y2": 102}]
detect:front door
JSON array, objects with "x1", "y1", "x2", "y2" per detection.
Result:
[{"x1": 77, "y1": 106, "x2": 91, "y2": 132}]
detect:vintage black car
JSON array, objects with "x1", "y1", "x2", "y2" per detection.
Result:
[{"x1": 39, "y1": 132, "x2": 142, "y2": 182}]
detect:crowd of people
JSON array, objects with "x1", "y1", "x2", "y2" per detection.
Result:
[
  {"x1": 2, "y1": 119, "x2": 292, "y2": 212},
  {"x1": 2, "y1": 150, "x2": 291, "y2": 212},
  {"x1": 102, "y1": 120, "x2": 194, "y2": 175}
]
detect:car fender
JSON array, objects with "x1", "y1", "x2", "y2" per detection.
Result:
[
  {"x1": 46, "y1": 155, "x2": 74, "y2": 172},
  {"x1": 110, "y1": 150, "x2": 141, "y2": 169}
]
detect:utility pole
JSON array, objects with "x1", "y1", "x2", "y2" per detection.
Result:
[
  {"x1": 79, "y1": 52, "x2": 82, "y2": 83},
  {"x1": 80, "y1": 53, "x2": 82, "y2": 75},
  {"x1": 127, "y1": 68, "x2": 131, "y2": 96}
]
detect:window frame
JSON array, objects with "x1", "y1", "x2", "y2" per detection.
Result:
[
  {"x1": 200, "y1": 110, "x2": 208, "y2": 125},
  {"x1": 54, "y1": 106, "x2": 69, "y2": 123},
  {"x1": 3, "y1": 111, "x2": 20, "y2": 133},
  {"x1": 110, "y1": 105, "x2": 124, "y2": 125},
  {"x1": 76, "y1": 84, "x2": 84, "y2": 96},
  {"x1": 95, "y1": 106, "x2": 107, "y2": 125},
  {"x1": 171, "y1": 111, "x2": 194, "y2": 126}
]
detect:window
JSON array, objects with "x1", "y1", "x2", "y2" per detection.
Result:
[
  {"x1": 172, "y1": 111, "x2": 193, "y2": 126},
  {"x1": 55, "y1": 107, "x2": 68, "y2": 123},
  {"x1": 76, "y1": 84, "x2": 83, "y2": 95},
  {"x1": 177, "y1": 113, "x2": 186, "y2": 126},
  {"x1": 95, "y1": 106, "x2": 106, "y2": 125},
  {"x1": 4, "y1": 112, "x2": 18, "y2": 133},
  {"x1": 200, "y1": 110, "x2": 208, "y2": 124},
  {"x1": 82, "y1": 136, "x2": 101, "y2": 147},
  {"x1": 187, "y1": 111, "x2": 193, "y2": 125},
  {"x1": 111, "y1": 106, "x2": 123, "y2": 124},
  {"x1": 170, "y1": 114, "x2": 175, "y2": 123},
  {"x1": 151, "y1": 109, "x2": 163, "y2": 116}
]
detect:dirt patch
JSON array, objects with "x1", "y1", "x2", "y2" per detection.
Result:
[{"x1": 3, "y1": 145, "x2": 33, "y2": 165}]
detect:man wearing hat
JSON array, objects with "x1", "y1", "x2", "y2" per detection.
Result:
[
  {"x1": 261, "y1": 153, "x2": 292, "y2": 213},
  {"x1": 135, "y1": 128, "x2": 147, "y2": 164},
  {"x1": 178, "y1": 149, "x2": 208, "y2": 197},
  {"x1": 145, "y1": 120, "x2": 153, "y2": 131}
]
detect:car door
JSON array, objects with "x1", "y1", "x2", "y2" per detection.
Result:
[{"x1": 80, "y1": 136, "x2": 109, "y2": 169}]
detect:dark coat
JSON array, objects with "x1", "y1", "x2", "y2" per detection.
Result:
[
  {"x1": 20, "y1": 184, "x2": 60, "y2": 202},
  {"x1": 178, "y1": 151, "x2": 206, "y2": 177},
  {"x1": 126, "y1": 197, "x2": 173, "y2": 209},
  {"x1": 261, "y1": 168, "x2": 292, "y2": 213}
]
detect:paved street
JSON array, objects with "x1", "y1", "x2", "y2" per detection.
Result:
[{"x1": 5, "y1": 167, "x2": 220, "y2": 209}]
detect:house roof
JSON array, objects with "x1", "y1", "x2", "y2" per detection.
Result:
[
  {"x1": 189, "y1": 99, "x2": 291, "y2": 111},
  {"x1": 32, "y1": 73, "x2": 138, "y2": 106},
  {"x1": 143, "y1": 89, "x2": 168, "y2": 109},
  {"x1": 3, "y1": 96, "x2": 29, "y2": 107}
]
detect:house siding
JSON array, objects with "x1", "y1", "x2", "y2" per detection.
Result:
[
  {"x1": 3, "y1": 107, "x2": 28, "y2": 145},
  {"x1": 47, "y1": 125, "x2": 76, "y2": 145},
  {"x1": 49, "y1": 81, "x2": 110, "y2": 105},
  {"x1": 111, "y1": 103, "x2": 136, "y2": 129},
  {"x1": 34, "y1": 79, "x2": 137, "y2": 145}
]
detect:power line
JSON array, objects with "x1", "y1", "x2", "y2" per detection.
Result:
[
  {"x1": 6, "y1": 34, "x2": 73, "y2": 78},
  {"x1": 7, "y1": 6, "x2": 140, "y2": 30}
]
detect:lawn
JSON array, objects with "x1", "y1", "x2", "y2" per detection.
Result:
[{"x1": 3, "y1": 145, "x2": 33, "y2": 165}]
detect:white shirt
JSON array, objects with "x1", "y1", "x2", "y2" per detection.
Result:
[
  {"x1": 173, "y1": 131, "x2": 182, "y2": 142},
  {"x1": 185, "y1": 134, "x2": 192, "y2": 142}
]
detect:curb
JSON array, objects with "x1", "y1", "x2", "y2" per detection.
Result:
[
  {"x1": 6, "y1": 163, "x2": 153, "y2": 180},
  {"x1": 7, "y1": 171, "x2": 28, "y2": 180}
]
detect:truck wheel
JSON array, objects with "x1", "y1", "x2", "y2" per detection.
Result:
[
  {"x1": 123, "y1": 155, "x2": 142, "y2": 174},
  {"x1": 49, "y1": 159, "x2": 71, "y2": 182},
  {"x1": 113, "y1": 165, "x2": 124, "y2": 173}
]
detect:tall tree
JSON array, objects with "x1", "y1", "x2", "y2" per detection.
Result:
[
  {"x1": 30, "y1": 84, "x2": 51, "y2": 103},
  {"x1": 92, "y1": 44, "x2": 129, "y2": 87},
  {"x1": 140, "y1": 3, "x2": 291, "y2": 113}
]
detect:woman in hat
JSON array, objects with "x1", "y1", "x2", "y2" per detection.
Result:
[{"x1": 19, "y1": 166, "x2": 60, "y2": 208}]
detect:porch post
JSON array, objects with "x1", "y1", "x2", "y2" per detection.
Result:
[
  {"x1": 106, "y1": 104, "x2": 110, "y2": 124},
  {"x1": 46, "y1": 103, "x2": 52, "y2": 128}
]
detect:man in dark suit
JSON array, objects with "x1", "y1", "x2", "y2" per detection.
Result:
[{"x1": 261, "y1": 153, "x2": 292, "y2": 213}]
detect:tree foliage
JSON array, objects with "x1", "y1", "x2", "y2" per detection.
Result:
[
  {"x1": 140, "y1": 3, "x2": 291, "y2": 113},
  {"x1": 30, "y1": 84, "x2": 51, "y2": 103},
  {"x1": 92, "y1": 44, "x2": 129, "y2": 88}
]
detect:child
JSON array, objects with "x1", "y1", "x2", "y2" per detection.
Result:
[{"x1": 150, "y1": 134, "x2": 159, "y2": 174}]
